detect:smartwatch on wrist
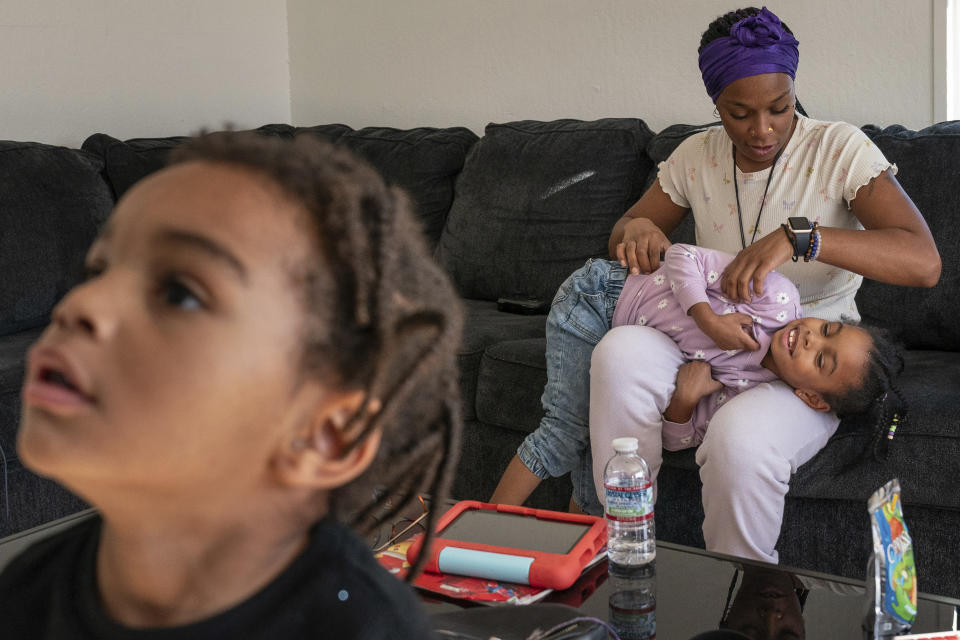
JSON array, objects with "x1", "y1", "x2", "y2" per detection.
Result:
[{"x1": 787, "y1": 216, "x2": 812, "y2": 262}]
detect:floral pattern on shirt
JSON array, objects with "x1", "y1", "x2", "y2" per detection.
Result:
[{"x1": 611, "y1": 244, "x2": 803, "y2": 450}]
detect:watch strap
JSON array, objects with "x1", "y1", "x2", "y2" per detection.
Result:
[
  {"x1": 781, "y1": 224, "x2": 801, "y2": 263},
  {"x1": 792, "y1": 229, "x2": 811, "y2": 258}
]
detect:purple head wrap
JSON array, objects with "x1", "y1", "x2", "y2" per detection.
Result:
[{"x1": 698, "y1": 7, "x2": 799, "y2": 103}]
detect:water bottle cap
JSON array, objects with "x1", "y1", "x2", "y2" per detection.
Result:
[{"x1": 612, "y1": 437, "x2": 639, "y2": 453}]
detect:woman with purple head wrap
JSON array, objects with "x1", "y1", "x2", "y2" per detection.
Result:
[{"x1": 590, "y1": 7, "x2": 940, "y2": 564}]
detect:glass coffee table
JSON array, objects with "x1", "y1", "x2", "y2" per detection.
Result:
[
  {"x1": 4, "y1": 508, "x2": 958, "y2": 639},
  {"x1": 527, "y1": 540, "x2": 959, "y2": 639},
  {"x1": 383, "y1": 502, "x2": 960, "y2": 639}
]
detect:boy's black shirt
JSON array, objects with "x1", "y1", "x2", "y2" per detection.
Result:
[{"x1": 0, "y1": 515, "x2": 434, "y2": 639}]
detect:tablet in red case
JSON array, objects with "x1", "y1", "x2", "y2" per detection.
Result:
[{"x1": 406, "y1": 500, "x2": 606, "y2": 590}]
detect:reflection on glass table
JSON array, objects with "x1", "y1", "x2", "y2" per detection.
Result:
[
  {"x1": 719, "y1": 566, "x2": 808, "y2": 639},
  {"x1": 418, "y1": 536, "x2": 958, "y2": 640},
  {"x1": 608, "y1": 562, "x2": 657, "y2": 640}
]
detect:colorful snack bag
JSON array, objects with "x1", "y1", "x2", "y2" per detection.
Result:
[{"x1": 864, "y1": 478, "x2": 917, "y2": 639}]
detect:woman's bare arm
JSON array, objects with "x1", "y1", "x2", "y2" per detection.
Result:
[
  {"x1": 820, "y1": 169, "x2": 940, "y2": 286},
  {"x1": 719, "y1": 170, "x2": 941, "y2": 301}
]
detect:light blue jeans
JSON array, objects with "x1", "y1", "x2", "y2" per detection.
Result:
[{"x1": 516, "y1": 258, "x2": 626, "y2": 513}]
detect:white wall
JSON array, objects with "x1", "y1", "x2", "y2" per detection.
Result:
[
  {"x1": 0, "y1": 1, "x2": 938, "y2": 147},
  {"x1": 0, "y1": 0, "x2": 291, "y2": 146},
  {"x1": 288, "y1": 0, "x2": 936, "y2": 133}
]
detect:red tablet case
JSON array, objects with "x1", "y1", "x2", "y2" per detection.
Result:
[{"x1": 406, "y1": 500, "x2": 607, "y2": 590}]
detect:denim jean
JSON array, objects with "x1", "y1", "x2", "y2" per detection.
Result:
[{"x1": 516, "y1": 258, "x2": 626, "y2": 512}]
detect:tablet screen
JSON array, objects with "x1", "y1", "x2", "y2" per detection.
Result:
[{"x1": 439, "y1": 509, "x2": 592, "y2": 555}]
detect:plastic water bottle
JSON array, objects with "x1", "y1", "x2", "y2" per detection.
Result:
[{"x1": 603, "y1": 437, "x2": 655, "y2": 575}]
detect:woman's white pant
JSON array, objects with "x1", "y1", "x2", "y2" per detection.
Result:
[{"x1": 589, "y1": 325, "x2": 839, "y2": 563}]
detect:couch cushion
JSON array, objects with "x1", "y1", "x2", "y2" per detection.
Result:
[
  {"x1": 81, "y1": 124, "x2": 296, "y2": 200},
  {"x1": 0, "y1": 328, "x2": 40, "y2": 393},
  {"x1": 475, "y1": 337, "x2": 547, "y2": 433},
  {"x1": 789, "y1": 349, "x2": 960, "y2": 508},
  {"x1": 0, "y1": 328, "x2": 44, "y2": 466},
  {"x1": 335, "y1": 127, "x2": 479, "y2": 251},
  {"x1": 83, "y1": 124, "x2": 474, "y2": 253},
  {"x1": 644, "y1": 123, "x2": 720, "y2": 175},
  {"x1": 0, "y1": 143, "x2": 114, "y2": 336},
  {"x1": 439, "y1": 118, "x2": 654, "y2": 303},
  {"x1": 292, "y1": 123, "x2": 354, "y2": 144},
  {"x1": 458, "y1": 301, "x2": 546, "y2": 421},
  {"x1": 858, "y1": 122, "x2": 960, "y2": 350}
]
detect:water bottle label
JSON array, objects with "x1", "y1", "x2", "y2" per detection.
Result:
[{"x1": 604, "y1": 482, "x2": 653, "y2": 522}]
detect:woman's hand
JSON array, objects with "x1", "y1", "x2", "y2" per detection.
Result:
[
  {"x1": 689, "y1": 303, "x2": 760, "y2": 351},
  {"x1": 663, "y1": 361, "x2": 724, "y2": 424},
  {"x1": 616, "y1": 217, "x2": 672, "y2": 274},
  {"x1": 609, "y1": 180, "x2": 687, "y2": 274},
  {"x1": 720, "y1": 226, "x2": 794, "y2": 302}
]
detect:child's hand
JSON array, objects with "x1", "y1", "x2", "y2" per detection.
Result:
[
  {"x1": 664, "y1": 361, "x2": 724, "y2": 424},
  {"x1": 689, "y1": 303, "x2": 760, "y2": 351},
  {"x1": 674, "y1": 361, "x2": 723, "y2": 403}
]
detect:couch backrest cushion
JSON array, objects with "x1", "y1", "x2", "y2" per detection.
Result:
[
  {"x1": 858, "y1": 122, "x2": 960, "y2": 350},
  {"x1": 81, "y1": 124, "x2": 297, "y2": 200},
  {"x1": 83, "y1": 124, "x2": 472, "y2": 252},
  {"x1": 81, "y1": 133, "x2": 189, "y2": 200},
  {"x1": 291, "y1": 123, "x2": 354, "y2": 144},
  {"x1": 334, "y1": 127, "x2": 479, "y2": 251},
  {"x1": 0, "y1": 142, "x2": 114, "y2": 336},
  {"x1": 644, "y1": 122, "x2": 720, "y2": 180},
  {"x1": 438, "y1": 118, "x2": 654, "y2": 303}
]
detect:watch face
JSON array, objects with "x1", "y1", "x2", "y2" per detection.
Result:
[{"x1": 788, "y1": 216, "x2": 812, "y2": 232}]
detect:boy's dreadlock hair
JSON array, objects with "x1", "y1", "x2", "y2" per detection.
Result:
[
  {"x1": 699, "y1": 7, "x2": 809, "y2": 117},
  {"x1": 824, "y1": 325, "x2": 907, "y2": 465},
  {"x1": 169, "y1": 131, "x2": 463, "y2": 580}
]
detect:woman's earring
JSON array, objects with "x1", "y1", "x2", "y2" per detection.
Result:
[{"x1": 768, "y1": 126, "x2": 774, "y2": 132}]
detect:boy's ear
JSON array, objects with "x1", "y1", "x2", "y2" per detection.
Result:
[
  {"x1": 272, "y1": 390, "x2": 382, "y2": 490},
  {"x1": 794, "y1": 388, "x2": 831, "y2": 412}
]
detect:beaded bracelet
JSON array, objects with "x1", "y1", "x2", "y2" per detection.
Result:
[
  {"x1": 887, "y1": 413, "x2": 900, "y2": 440},
  {"x1": 803, "y1": 223, "x2": 821, "y2": 262},
  {"x1": 803, "y1": 232, "x2": 817, "y2": 262}
]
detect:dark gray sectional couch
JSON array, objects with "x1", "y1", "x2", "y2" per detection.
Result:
[{"x1": 1, "y1": 118, "x2": 957, "y2": 597}]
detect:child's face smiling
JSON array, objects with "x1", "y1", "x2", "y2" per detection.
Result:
[
  {"x1": 19, "y1": 161, "x2": 324, "y2": 504},
  {"x1": 763, "y1": 317, "x2": 873, "y2": 410}
]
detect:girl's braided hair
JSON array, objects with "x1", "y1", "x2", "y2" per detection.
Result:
[
  {"x1": 824, "y1": 325, "x2": 908, "y2": 464},
  {"x1": 699, "y1": 7, "x2": 809, "y2": 117},
  {"x1": 169, "y1": 131, "x2": 463, "y2": 580}
]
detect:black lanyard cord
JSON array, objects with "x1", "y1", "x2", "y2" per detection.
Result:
[{"x1": 732, "y1": 144, "x2": 785, "y2": 250}]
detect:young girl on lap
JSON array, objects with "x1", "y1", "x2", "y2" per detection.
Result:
[
  {"x1": 2, "y1": 133, "x2": 463, "y2": 638},
  {"x1": 490, "y1": 244, "x2": 904, "y2": 514}
]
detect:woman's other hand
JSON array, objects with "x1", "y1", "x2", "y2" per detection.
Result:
[
  {"x1": 616, "y1": 217, "x2": 672, "y2": 274},
  {"x1": 609, "y1": 179, "x2": 688, "y2": 274},
  {"x1": 720, "y1": 226, "x2": 794, "y2": 302}
]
